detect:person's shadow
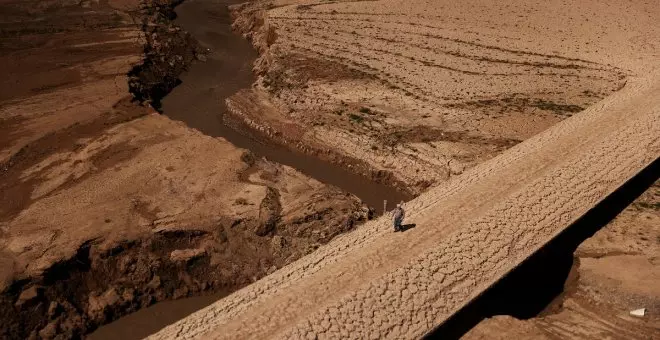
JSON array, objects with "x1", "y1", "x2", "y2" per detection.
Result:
[{"x1": 399, "y1": 223, "x2": 416, "y2": 232}]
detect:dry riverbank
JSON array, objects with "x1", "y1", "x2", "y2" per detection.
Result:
[{"x1": 225, "y1": 0, "x2": 658, "y2": 195}]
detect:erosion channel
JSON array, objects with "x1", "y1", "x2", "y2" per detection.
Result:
[
  {"x1": 161, "y1": 0, "x2": 410, "y2": 210},
  {"x1": 90, "y1": 0, "x2": 409, "y2": 338}
]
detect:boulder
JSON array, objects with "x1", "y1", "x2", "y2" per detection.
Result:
[
  {"x1": 15, "y1": 286, "x2": 42, "y2": 308},
  {"x1": 87, "y1": 288, "x2": 120, "y2": 320},
  {"x1": 38, "y1": 321, "x2": 57, "y2": 339},
  {"x1": 170, "y1": 248, "x2": 206, "y2": 263}
]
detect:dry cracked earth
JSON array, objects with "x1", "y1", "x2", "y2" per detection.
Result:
[{"x1": 1, "y1": 0, "x2": 659, "y2": 339}]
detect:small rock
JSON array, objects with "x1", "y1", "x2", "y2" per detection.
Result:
[
  {"x1": 343, "y1": 217, "x2": 355, "y2": 230},
  {"x1": 267, "y1": 265, "x2": 277, "y2": 275},
  {"x1": 59, "y1": 313, "x2": 82, "y2": 334},
  {"x1": 448, "y1": 159, "x2": 465, "y2": 175},
  {"x1": 122, "y1": 289, "x2": 135, "y2": 303},
  {"x1": 147, "y1": 275, "x2": 161, "y2": 290},
  {"x1": 271, "y1": 236, "x2": 285, "y2": 251},
  {"x1": 27, "y1": 330, "x2": 38, "y2": 340},
  {"x1": 15, "y1": 286, "x2": 42, "y2": 307},
  {"x1": 173, "y1": 286, "x2": 189, "y2": 299},
  {"x1": 630, "y1": 308, "x2": 646, "y2": 317},
  {"x1": 38, "y1": 321, "x2": 58, "y2": 339},
  {"x1": 118, "y1": 256, "x2": 136, "y2": 273},
  {"x1": 47, "y1": 301, "x2": 60, "y2": 319},
  {"x1": 170, "y1": 248, "x2": 206, "y2": 263},
  {"x1": 87, "y1": 288, "x2": 120, "y2": 319}
]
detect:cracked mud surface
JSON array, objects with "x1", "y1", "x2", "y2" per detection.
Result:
[{"x1": 149, "y1": 69, "x2": 660, "y2": 338}]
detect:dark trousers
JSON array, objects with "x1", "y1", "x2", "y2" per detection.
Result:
[{"x1": 394, "y1": 218, "x2": 403, "y2": 230}]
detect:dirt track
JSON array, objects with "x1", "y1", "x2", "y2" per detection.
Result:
[{"x1": 148, "y1": 65, "x2": 660, "y2": 338}]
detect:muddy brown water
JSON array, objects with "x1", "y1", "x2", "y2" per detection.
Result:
[
  {"x1": 89, "y1": 0, "x2": 409, "y2": 338},
  {"x1": 87, "y1": 292, "x2": 226, "y2": 340}
]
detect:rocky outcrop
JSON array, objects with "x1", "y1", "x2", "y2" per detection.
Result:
[
  {"x1": 127, "y1": 0, "x2": 200, "y2": 111},
  {"x1": 256, "y1": 187, "x2": 282, "y2": 236}
]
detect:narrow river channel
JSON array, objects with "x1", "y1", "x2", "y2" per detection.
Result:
[
  {"x1": 161, "y1": 0, "x2": 410, "y2": 210},
  {"x1": 89, "y1": 0, "x2": 410, "y2": 338}
]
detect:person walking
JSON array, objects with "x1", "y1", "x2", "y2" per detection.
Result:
[{"x1": 392, "y1": 202, "x2": 405, "y2": 232}]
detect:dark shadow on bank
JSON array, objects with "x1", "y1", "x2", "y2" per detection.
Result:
[{"x1": 424, "y1": 157, "x2": 659, "y2": 340}]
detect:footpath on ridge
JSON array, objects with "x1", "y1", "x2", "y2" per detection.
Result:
[{"x1": 148, "y1": 72, "x2": 660, "y2": 339}]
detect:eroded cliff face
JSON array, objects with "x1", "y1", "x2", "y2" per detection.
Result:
[{"x1": 126, "y1": 0, "x2": 198, "y2": 111}]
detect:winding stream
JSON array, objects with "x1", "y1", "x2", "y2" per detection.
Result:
[
  {"x1": 161, "y1": 0, "x2": 409, "y2": 210},
  {"x1": 89, "y1": 0, "x2": 409, "y2": 338}
]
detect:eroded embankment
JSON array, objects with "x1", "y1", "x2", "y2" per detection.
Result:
[
  {"x1": 0, "y1": 0, "x2": 207, "y2": 337},
  {"x1": 2, "y1": 230, "x2": 221, "y2": 339},
  {"x1": 223, "y1": 2, "x2": 419, "y2": 196},
  {"x1": 157, "y1": 0, "x2": 412, "y2": 207},
  {"x1": 127, "y1": 0, "x2": 200, "y2": 111},
  {"x1": 223, "y1": 0, "x2": 636, "y2": 196}
]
